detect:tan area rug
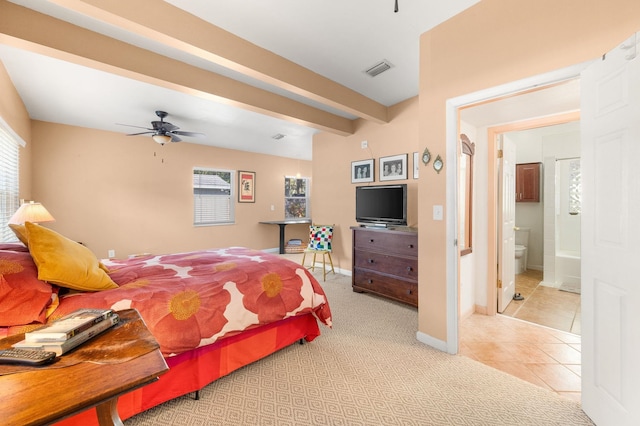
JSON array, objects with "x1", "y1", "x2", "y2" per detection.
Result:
[{"x1": 125, "y1": 270, "x2": 593, "y2": 425}]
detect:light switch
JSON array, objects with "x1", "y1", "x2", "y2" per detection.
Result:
[{"x1": 433, "y1": 205, "x2": 443, "y2": 221}]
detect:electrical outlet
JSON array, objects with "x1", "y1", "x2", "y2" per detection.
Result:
[
  {"x1": 361, "y1": 140, "x2": 368, "y2": 149},
  {"x1": 270, "y1": 205, "x2": 275, "y2": 211},
  {"x1": 108, "y1": 249, "x2": 115, "y2": 258}
]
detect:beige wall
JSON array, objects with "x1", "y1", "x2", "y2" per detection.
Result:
[
  {"x1": 0, "y1": 61, "x2": 31, "y2": 199},
  {"x1": 29, "y1": 121, "x2": 312, "y2": 259},
  {"x1": 312, "y1": 97, "x2": 419, "y2": 272},
  {"x1": 4, "y1": 0, "x2": 640, "y2": 350},
  {"x1": 417, "y1": 0, "x2": 640, "y2": 342}
]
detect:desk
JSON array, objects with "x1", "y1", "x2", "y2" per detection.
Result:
[
  {"x1": 0, "y1": 309, "x2": 168, "y2": 426},
  {"x1": 260, "y1": 219, "x2": 311, "y2": 254}
]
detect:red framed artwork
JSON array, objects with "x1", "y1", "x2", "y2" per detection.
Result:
[{"x1": 238, "y1": 171, "x2": 256, "y2": 203}]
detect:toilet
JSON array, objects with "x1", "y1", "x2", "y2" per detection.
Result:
[{"x1": 514, "y1": 227, "x2": 530, "y2": 274}]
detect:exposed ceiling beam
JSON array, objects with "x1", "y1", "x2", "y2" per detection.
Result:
[
  {"x1": 45, "y1": 0, "x2": 390, "y2": 124},
  {"x1": 0, "y1": 1, "x2": 355, "y2": 135}
]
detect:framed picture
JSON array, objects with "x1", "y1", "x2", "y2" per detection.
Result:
[
  {"x1": 413, "y1": 152, "x2": 419, "y2": 179},
  {"x1": 351, "y1": 159, "x2": 374, "y2": 183},
  {"x1": 379, "y1": 154, "x2": 407, "y2": 181},
  {"x1": 238, "y1": 171, "x2": 255, "y2": 203}
]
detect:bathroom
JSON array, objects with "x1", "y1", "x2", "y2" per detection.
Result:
[{"x1": 507, "y1": 120, "x2": 581, "y2": 293}]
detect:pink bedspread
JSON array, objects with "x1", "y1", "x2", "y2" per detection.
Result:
[{"x1": 46, "y1": 248, "x2": 332, "y2": 356}]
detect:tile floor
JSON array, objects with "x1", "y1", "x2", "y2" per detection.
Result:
[
  {"x1": 460, "y1": 270, "x2": 582, "y2": 402},
  {"x1": 501, "y1": 269, "x2": 581, "y2": 335}
]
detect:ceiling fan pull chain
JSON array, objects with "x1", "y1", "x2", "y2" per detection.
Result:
[{"x1": 394, "y1": 0, "x2": 399, "y2": 13}]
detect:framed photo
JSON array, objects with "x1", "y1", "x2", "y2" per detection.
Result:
[
  {"x1": 413, "y1": 152, "x2": 419, "y2": 179},
  {"x1": 351, "y1": 159, "x2": 374, "y2": 183},
  {"x1": 379, "y1": 154, "x2": 408, "y2": 181},
  {"x1": 238, "y1": 171, "x2": 255, "y2": 203}
]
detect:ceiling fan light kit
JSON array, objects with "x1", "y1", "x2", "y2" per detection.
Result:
[{"x1": 152, "y1": 134, "x2": 172, "y2": 145}]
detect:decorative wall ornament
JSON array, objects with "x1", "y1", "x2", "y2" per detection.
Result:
[
  {"x1": 433, "y1": 155, "x2": 444, "y2": 174},
  {"x1": 421, "y1": 147, "x2": 431, "y2": 165}
]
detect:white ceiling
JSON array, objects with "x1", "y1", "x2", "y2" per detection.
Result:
[
  {"x1": 0, "y1": 0, "x2": 480, "y2": 159},
  {"x1": 1, "y1": 1, "x2": 581, "y2": 160}
]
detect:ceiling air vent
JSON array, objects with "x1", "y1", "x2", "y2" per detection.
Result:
[
  {"x1": 364, "y1": 59, "x2": 394, "y2": 77},
  {"x1": 272, "y1": 133, "x2": 285, "y2": 140}
]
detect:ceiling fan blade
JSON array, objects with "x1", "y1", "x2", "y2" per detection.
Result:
[
  {"x1": 170, "y1": 134, "x2": 182, "y2": 143},
  {"x1": 116, "y1": 123, "x2": 153, "y2": 130},
  {"x1": 172, "y1": 130, "x2": 205, "y2": 137},
  {"x1": 126, "y1": 131, "x2": 155, "y2": 136}
]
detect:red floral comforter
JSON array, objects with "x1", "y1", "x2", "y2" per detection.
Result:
[{"x1": 48, "y1": 248, "x2": 332, "y2": 356}]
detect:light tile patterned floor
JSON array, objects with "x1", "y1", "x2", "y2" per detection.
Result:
[
  {"x1": 502, "y1": 270, "x2": 581, "y2": 334},
  {"x1": 460, "y1": 270, "x2": 582, "y2": 402}
]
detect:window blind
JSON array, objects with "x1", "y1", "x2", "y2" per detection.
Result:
[
  {"x1": 193, "y1": 168, "x2": 234, "y2": 225},
  {"x1": 0, "y1": 120, "x2": 21, "y2": 242}
]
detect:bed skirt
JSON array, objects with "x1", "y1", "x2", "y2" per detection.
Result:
[{"x1": 53, "y1": 313, "x2": 321, "y2": 425}]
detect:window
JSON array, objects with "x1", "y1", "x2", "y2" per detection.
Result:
[
  {"x1": 568, "y1": 159, "x2": 581, "y2": 215},
  {"x1": 193, "y1": 168, "x2": 234, "y2": 225},
  {"x1": 0, "y1": 119, "x2": 22, "y2": 242},
  {"x1": 284, "y1": 176, "x2": 310, "y2": 219}
]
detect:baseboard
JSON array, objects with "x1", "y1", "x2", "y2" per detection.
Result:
[
  {"x1": 416, "y1": 331, "x2": 448, "y2": 353},
  {"x1": 473, "y1": 304, "x2": 489, "y2": 315}
]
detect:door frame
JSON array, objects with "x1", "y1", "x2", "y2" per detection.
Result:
[
  {"x1": 487, "y1": 111, "x2": 581, "y2": 314},
  {"x1": 444, "y1": 60, "x2": 592, "y2": 354}
]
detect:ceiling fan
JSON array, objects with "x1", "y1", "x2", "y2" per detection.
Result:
[{"x1": 118, "y1": 111, "x2": 205, "y2": 145}]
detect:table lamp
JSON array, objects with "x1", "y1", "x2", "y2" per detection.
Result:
[{"x1": 9, "y1": 201, "x2": 56, "y2": 224}]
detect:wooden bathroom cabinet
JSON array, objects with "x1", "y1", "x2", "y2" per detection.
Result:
[{"x1": 516, "y1": 162, "x2": 541, "y2": 202}]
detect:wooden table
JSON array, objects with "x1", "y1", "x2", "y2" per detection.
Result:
[
  {"x1": 0, "y1": 309, "x2": 168, "y2": 426},
  {"x1": 260, "y1": 219, "x2": 311, "y2": 253}
]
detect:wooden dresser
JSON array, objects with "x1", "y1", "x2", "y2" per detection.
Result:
[{"x1": 351, "y1": 226, "x2": 418, "y2": 307}]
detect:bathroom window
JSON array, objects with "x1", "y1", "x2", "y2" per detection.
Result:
[{"x1": 568, "y1": 159, "x2": 581, "y2": 215}]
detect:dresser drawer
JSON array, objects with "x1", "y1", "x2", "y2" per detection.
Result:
[
  {"x1": 353, "y1": 229, "x2": 418, "y2": 257},
  {"x1": 353, "y1": 249, "x2": 417, "y2": 281},
  {"x1": 353, "y1": 269, "x2": 418, "y2": 306}
]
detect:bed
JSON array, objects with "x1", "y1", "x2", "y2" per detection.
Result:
[{"x1": 0, "y1": 222, "x2": 332, "y2": 425}]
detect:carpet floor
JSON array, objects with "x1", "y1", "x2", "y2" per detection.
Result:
[{"x1": 125, "y1": 270, "x2": 593, "y2": 425}]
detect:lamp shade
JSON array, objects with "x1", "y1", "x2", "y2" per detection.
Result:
[
  {"x1": 152, "y1": 134, "x2": 171, "y2": 145},
  {"x1": 9, "y1": 202, "x2": 55, "y2": 224}
]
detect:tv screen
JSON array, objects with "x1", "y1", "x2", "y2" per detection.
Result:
[{"x1": 355, "y1": 184, "x2": 407, "y2": 227}]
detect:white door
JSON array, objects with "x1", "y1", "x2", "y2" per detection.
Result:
[
  {"x1": 581, "y1": 31, "x2": 640, "y2": 425},
  {"x1": 497, "y1": 135, "x2": 516, "y2": 312}
]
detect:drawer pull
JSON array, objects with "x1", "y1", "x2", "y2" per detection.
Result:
[
  {"x1": 408, "y1": 289, "x2": 412, "y2": 295},
  {"x1": 368, "y1": 259, "x2": 375, "y2": 264},
  {"x1": 367, "y1": 279, "x2": 373, "y2": 284},
  {"x1": 406, "y1": 266, "x2": 412, "y2": 272},
  {"x1": 408, "y1": 244, "x2": 414, "y2": 248},
  {"x1": 369, "y1": 239, "x2": 375, "y2": 243}
]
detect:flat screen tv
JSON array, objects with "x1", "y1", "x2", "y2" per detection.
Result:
[{"x1": 355, "y1": 184, "x2": 407, "y2": 227}]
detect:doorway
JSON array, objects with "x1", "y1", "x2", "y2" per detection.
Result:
[
  {"x1": 496, "y1": 122, "x2": 582, "y2": 334},
  {"x1": 449, "y1": 32, "x2": 640, "y2": 424},
  {"x1": 455, "y1": 77, "x2": 584, "y2": 399},
  {"x1": 455, "y1": 76, "x2": 582, "y2": 324}
]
